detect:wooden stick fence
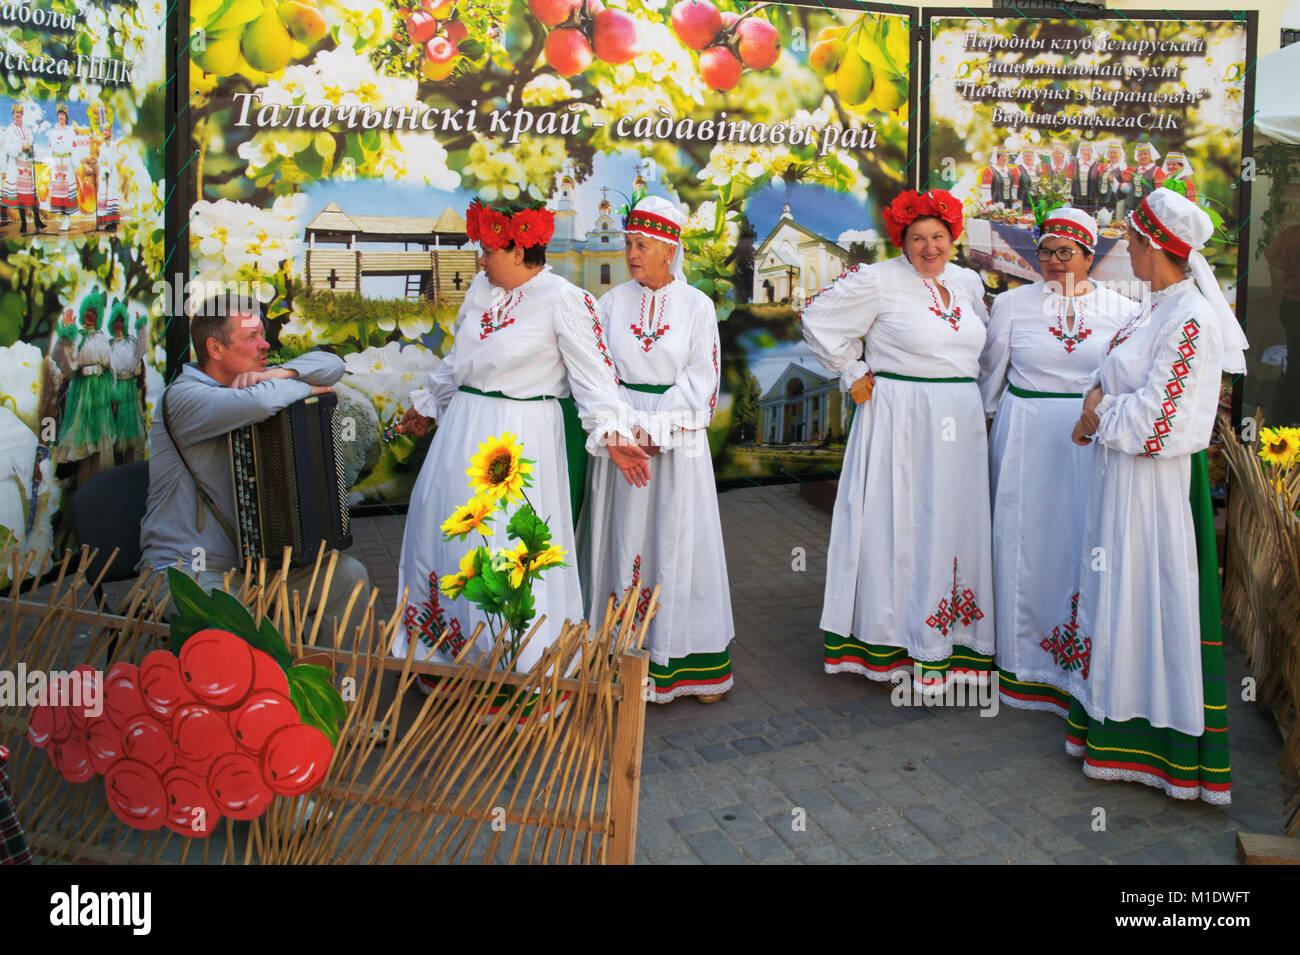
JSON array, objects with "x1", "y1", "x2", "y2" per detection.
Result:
[
  {"x1": 1, "y1": 548, "x2": 654, "y2": 864},
  {"x1": 1219, "y1": 417, "x2": 1300, "y2": 835}
]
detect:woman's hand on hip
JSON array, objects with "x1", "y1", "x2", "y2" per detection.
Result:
[{"x1": 850, "y1": 373, "x2": 875, "y2": 404}]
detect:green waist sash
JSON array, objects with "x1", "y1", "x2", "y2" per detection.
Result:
[
  {"x1": 1008, "y1": 384, "x2": 1083, "y2": 399},
  {"x1": 456, "y1": 385, "x2": 587, "y2": 527},
  {"x1": 622, "y1": 382, "x2": 672, "y2": 395},
  {"x1": 459, "y1": 385, "x2": 555, "y2": 401},
  {"x1": 874, "y1": 372, "x2": 975, "y2": 384}
]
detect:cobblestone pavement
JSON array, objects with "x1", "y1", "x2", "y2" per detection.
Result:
[{"x1": 352, "y1": 483, "x2": 1290, "y2": 865}]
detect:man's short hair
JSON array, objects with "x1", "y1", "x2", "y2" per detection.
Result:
[{"x1": 189, "y1": 295, "x2": 263, "y2": 367}]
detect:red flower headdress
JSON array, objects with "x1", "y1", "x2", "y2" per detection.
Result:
[
  {"x1": 882, "y1": 189, "x2": 964, "y2": 248},
  {"x1": 464, "y1": 199, "x2": 556, "y2": 251}
]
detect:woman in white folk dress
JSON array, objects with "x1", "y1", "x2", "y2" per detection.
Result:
[
  {"x1": 578, "y1": 195, "x2": 734, "y2": 703},
  {"x1": 46, "y1": 104, "x2": 78, "y2": 231},
  {"x1": 392, "y1": 199, "x2": 649, "y2": 680},
  {"x1": 1067, "y1": 188, "x2": 1248, "y2": 802},
  {"x1": 801, "y1": 189, "x2": 994, "y2": 689},
  {"x1": 978, "y1": 207, "x2": 1138, "y2": 714}
]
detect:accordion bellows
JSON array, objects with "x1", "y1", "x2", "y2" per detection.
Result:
[{"x1": 228, "y1": 393, "x2": 352, "y2": 566}]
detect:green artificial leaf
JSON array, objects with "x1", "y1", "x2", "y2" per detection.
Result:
[
  {"x1": 287, "y1": 664, "x2": 347, "y2": 746},
  {"x1": 479, "y1": 559, "x2": 511, "y2": 603},
  {"x1": 506, "y1": 504, "x2": 550, "y2": 552},
  {"x1": 463, "y1": 573, "x2": 502, "y2": 614},
  {"x1": 508, "y1": 588, "x2": 536, "y2": 633}
]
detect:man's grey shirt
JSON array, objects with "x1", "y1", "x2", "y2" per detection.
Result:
[{"x1": 138, "y1": 353, "x2": 345, "y2": 572}]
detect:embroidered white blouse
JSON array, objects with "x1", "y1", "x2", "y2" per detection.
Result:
[
  {"x1": 409, "y1": 266, "x2": 633, "y2": 453},
  {"x1": 1091, "y1": 278, "x2": 1224, "y2": 458},
  {"x1": 596, "y1": 278, "x2": 720, "y2": 450},
  {"x1": 800, "y1": 254, "x2": 991, "y2": 386},
  {"x1": 979, "y1": 281, "x2": 1140, "y2": 413}
]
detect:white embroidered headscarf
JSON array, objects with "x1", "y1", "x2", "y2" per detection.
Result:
[{"x1": 1128, "y1": 188, "x2": 1248, "y2": 374}]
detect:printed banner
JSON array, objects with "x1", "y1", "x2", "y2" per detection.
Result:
[
  {"x1": 922, "y1": 11, "x2": 1252, "y2": 305},
  {"x1": 183, "y1": 0, "x2": 915, "y2": 502},
  {"x1": 0, "y1": 0, "x2": 167, "y2": 582}
]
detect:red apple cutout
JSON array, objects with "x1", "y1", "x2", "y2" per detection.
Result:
[
  {"x1": 86, "y1": 719, "x2": 125, "y2": 776},
  {"x1": 699, "y1": 45, "x2": 742, "y2": 91},
  {"x1": 230, "y1": 690, "x2": 300, "y2": 756},
  {"x1": 104, "y1": 662, "x2": 148, "y2": 728},
  {"x1": 671, "y1": 0, "x2": 721, "y2": 50},
  {"x1": 163, "y1": 767, "x2": 221, "y2": 837},
  {"x1": 66, "y1": 664, "x2": 103, "y2": 731},
  {"x1": 140, "y1": 650, "x2": 197, "y2": 723},
  {"x1": 545, "y1": 27, "x2": 593, "y2": 76},
  {"x1": 179, "y1": 629, "x2": 255, "y2": 710},
  {"x1": 52, "y1": 737, "x2": 96, "y2": 784},
  {"x1": 208, "y1": 752, "x2": 273, "y2": 821},
  {"x1": 261, "y1": 724, "x2": 334, "y2": 797},
  {"x1": 735, "y1": 16, "x2": 780, "y2": 70},
  {"x1": 172, "y1": 703, "x2": 238, "y2": 776},
  {"x1": 105, "y1": 759, "x2": 167, "y2": 830},
  {"x1": 27, "y1": 702, "x2": 67, "y2": 749},
  {"x1": 592, "y1": 8, "x2": 640, "y2": 64},
  {"x1": 121, "y1": 713, "x2": 176, "y2": 774},
  {"x1": 250, "y1": 648, "x2": 289, "y2": 698}
]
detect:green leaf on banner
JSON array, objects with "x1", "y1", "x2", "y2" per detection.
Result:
[
  {"x1": 506, "y1": 504, "x2": 550, "y2": 552},
  {"x1": 286, "y1": 664, "x2": 346, "y2": 746}
]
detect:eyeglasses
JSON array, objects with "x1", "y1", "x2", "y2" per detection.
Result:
[{"x1": 1036, "y1": 247, "x2": 1088, "y2": 262}]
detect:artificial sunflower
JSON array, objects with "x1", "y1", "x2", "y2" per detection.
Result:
[
  {"x1": 498, "y1": 540, "x2": 530, "y2": 588},
  {"x1": 529, "y1": 544, "x2": 567, "y2": 571},
  {"x1": 1259, "y1": 427, "x2": 1299, "y2": 468},
  {"x1": 441, "y1": 493, "x2": 497, "y2": 541},
  {"x1": 439, "y1": 549, "x2": 481, "y2": 599},
  {"x1": 466, "y1": 432, "x2": 533, "y2": 503}
]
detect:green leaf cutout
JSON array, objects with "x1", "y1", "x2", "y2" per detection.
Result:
[{"x1": 287, "y1": 664, "x2": 347, "y2": 747}]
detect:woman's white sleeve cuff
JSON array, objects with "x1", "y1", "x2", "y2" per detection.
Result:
[
  {"x1": 839, "y1": 361, "x2": 870, "y2": 392},
  {"x1": 410, "y1": 388, "x2": 439, "y2": 421}
]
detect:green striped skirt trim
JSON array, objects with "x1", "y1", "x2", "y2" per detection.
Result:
[
  {"x1": 824, "y1": 632, "x2": 993, "y2": 683},
  {"x1": 647, "y1": 649, "x2": 733, "y2": 702},
  {"x1": 998, "y1": 669, "x2": 1072, "y2": 716},
  {"x1": 1064, "y1": 450, "x2": 1231, "y2": 804},
  {"x1": 456, "y1": 385, "x2": 587, "y2": 528}
]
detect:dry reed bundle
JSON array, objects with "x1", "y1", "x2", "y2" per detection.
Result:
[
  {"x1": 2, "y1": 545, "x2": 654, "y2": 863},
  {"x1": 1218, "y1": 417, "x2": 1300, "y2": 833}
]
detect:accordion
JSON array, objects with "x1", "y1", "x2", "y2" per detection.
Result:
[{"x1": 227, "y1": 393, "x2": 352, "y2": 566}]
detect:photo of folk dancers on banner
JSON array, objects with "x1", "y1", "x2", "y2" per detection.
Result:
[{"x1": 0, "y1": 98, "x2": 125, "y2": 238}]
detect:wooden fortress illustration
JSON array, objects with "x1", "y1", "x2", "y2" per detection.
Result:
[{"x1": 303, "y1": 203, "x2": 478, "y2": 304}]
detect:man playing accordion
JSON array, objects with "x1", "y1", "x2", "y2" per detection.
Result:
[{"x1": 139, "y1": 294, "x2": 370, "y2": 632}]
